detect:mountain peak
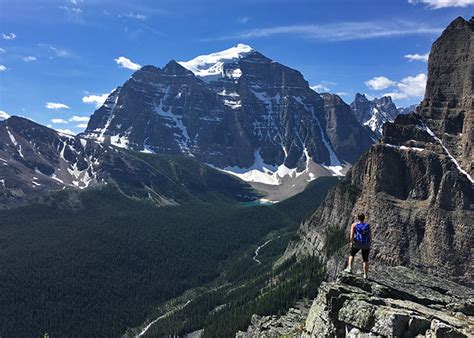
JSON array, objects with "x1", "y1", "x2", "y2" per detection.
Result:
[
  {"x1": 354, "y1": 93, "x2": 368, "y2": 102},
  {"x1": 178, "y1": 43, "x2": 255, "y2": 81},
  {"x1": 162, "y1": 60, "x2": 194, "y2": 75}
]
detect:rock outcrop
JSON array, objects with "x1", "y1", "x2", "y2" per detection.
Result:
[
  {"x1": 283, "y1": 17, "x2": 474, "y2": 286},
  {"x1": 236, "y1": 302, "x2": 309, "y2": 337},
  {"x1": 235, "y1": 266, "x2": 474, "y2": 337},
  {"x1": 304, "y1": 266, "x2": 474, "y2": 337}
]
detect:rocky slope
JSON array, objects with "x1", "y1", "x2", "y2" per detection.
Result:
[
  {"x1": 283, "y1": 16, "x2": 474, "y2": 286},
  {"x1": 0, "y1": 116, "x2": 256, "y2": 208},
  {"x1": 350, "y1": 93, "x2": 400, "y2": 137},
  {"x1": 84, "y1": 44, "x2": 374, "y2": 190}
]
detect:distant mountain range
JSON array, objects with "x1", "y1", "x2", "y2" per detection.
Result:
[
  {"x1": 1, "y1": 44, "x2": 416, "y2": 203},
  {"x1": 350, "y1": 93, "x2": 415, "y2": 136}
]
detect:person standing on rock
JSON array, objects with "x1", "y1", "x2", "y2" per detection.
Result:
[{"x1": 344, "y1": 213, "x2": 371, "y2": 279}]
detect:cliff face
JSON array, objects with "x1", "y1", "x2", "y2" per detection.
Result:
[
  {"x1": 283, "y1": 17, "x2": 474, "y2": 286},
  {"x1": 419, "y1": 16, "x2": 473, "y2": 177}
]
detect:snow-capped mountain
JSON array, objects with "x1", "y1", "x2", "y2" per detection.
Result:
[
  {"x1": 350, "y1": 93, "x2": 400, "y2": 137},
  {"x1": 84, "y1": 45, "x2": 374, "y2": 191}
]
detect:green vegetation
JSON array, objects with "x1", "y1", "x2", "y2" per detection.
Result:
[
  {"x1": 141, "y1": 256, "x2": 325, "y2": 338},
  {"x1": 0, "y1": 175, "x2": 337, "y2": 337},
  {"x1": 201, "y1": 256, "x2": 324, "y2": 338}
]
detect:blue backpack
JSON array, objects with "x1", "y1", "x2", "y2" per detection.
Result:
[{"x1": 354, "y1": 222, "x2": 370, "y2": 248}]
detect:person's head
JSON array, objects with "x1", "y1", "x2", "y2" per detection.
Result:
[{"x1": 357, "y1": 213, "x2": 365, "y2": 223}]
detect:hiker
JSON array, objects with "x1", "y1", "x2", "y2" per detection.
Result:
[{"x1": 344, "y1": 213, "x2": 371, "y2": 279}]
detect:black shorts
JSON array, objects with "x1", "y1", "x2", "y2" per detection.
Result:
[{"x1": 350, "y1": 246, "x2": 370, "y2": 262}]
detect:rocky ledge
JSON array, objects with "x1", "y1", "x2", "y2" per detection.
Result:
[
  {"x1": 236, "y1": 301, "x2": 310, "y2": 337},
  {"x1": 304, "y1": 266, "x2": 473, "y2": 337}
]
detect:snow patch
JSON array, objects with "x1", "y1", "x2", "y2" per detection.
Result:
[
  {"x1": 178, "y1": 44, "x2": 253, "y2": 82},
  {"x1": 154, "y1": 91, "x2": 191, "y2": 152},
  {"x1": 421, "y1": 125, "x2": 474, "y2": 183},
  {"x1": 220, "y1": 149, "x2": 307, "y2": 186}
]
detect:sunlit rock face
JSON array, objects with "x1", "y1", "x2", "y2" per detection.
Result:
[{"x1": 283, "y1": 17, "x2": 474, "y2": 286}]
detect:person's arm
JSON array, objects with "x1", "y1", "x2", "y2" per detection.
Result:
[
  {"x1": 369, "y1": 224, "x2": 372, "y2": 246},
  {"x1": 349, "y1": 223, "x2": 355, "y2": 244}
]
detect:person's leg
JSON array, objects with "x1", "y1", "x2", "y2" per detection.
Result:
[
  {"x1": 348, "y1": 255, "x2": 354, "y2": 270},
  {"x1": 362, "y1": 249, "x2": 370, "y2": 278},
  {"x1": 345, "y1": 247, "x2": 358, "y2": 273}
]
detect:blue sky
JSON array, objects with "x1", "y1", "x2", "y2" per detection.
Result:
[{"x1": 0, "y1": 0, "x2": 472, "y2": 134}]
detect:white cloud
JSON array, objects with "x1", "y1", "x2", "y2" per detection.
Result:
[
  {"x1": 76, "y1": 123, "x2": 88, "y2": 128},
  {"x1": 69, "y1": 115, "x2": 89, "y2": 122},
  {"x1": 311, "y1": 84, "x2": 330, "y2": 92},
  {"x1": 217, "y1": 20, "x2": 442, "y2": 41},
  {"x1": 69, "y1": 0, "x2": 83, "y2": 4},
  {"x1": 404, "y1": 53, "x2": 429, "y2": 62},
  {"x1": 237, "y1": 16, "x2": 250, "y2": 24},
  {"x1": 119, "y1": 12, "x2": 147, "y2": 20},
  {"x1": 408, "y1": 0, "x2": 474, "y2": 8},
  {"x1": 23, "y1": 56, "x2": 37, "y2": 62},
  {"x1": 384, "y1": 73, "x2": 427, "y2": 100},
  {"x1": 46, "y1": 102, "x2": 70, "y2": 110},
  {"x1": 58, "y1": 6, "x2": 83, "y2": 13},
  {"x1": 365, "y1": 76, "x2": 396, "y2": 90},
  {"x1": 2, "y1": 33, "x2": 16, "y2": 40},
  {"x1": 114, "y1": 56, "x2": 141, "y2": 70},
  {"x1": 50, "y1": 46, "x2": 72, "y2": 58},
  {"x1": 51, "y1": 118, "x2": 68, "y2": 124},
  {"x1": 54, "y1": 128, "x2": 76, "y2": 135},
  {"x1": 0, "y1": 110, "x2": 10, "y2": 120},
  {"x1": 0, "y1": 48, "x2": 5, "y2": 54},
  {"x1": 0, "y1": 65, "x2": 6, "y2": 72},
  {"x1": 82, "y1": 93, "x2": 109, "y2": 108}
]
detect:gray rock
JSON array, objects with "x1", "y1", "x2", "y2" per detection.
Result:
[
  {"x1": 236, "y1": 302, "x2": 310, "y2": 337},
  {"x1": 304, "y1": 266, "x2": 474, "y2": 338}
]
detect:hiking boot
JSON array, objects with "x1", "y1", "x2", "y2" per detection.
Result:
[
  {"x1": 363, "y1": 273, "x2": 368, "y2": 280},
  {"x1": 344, "y1": 268, "x2": 352, "y2": 274}
]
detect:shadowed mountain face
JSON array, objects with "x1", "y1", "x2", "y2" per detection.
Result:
[
  {"x1": 419, "y1": 16, "x2": 474, "y2": 177},
  {"x1": 0, "y1": 117, "x2": 256, "y2": 208},
  {"x1": 84, "y1": 44, "x2": 374, "y2": 182},
  {"x1": 283, "y1": 17, "x2": 474, "y2": 286}
]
